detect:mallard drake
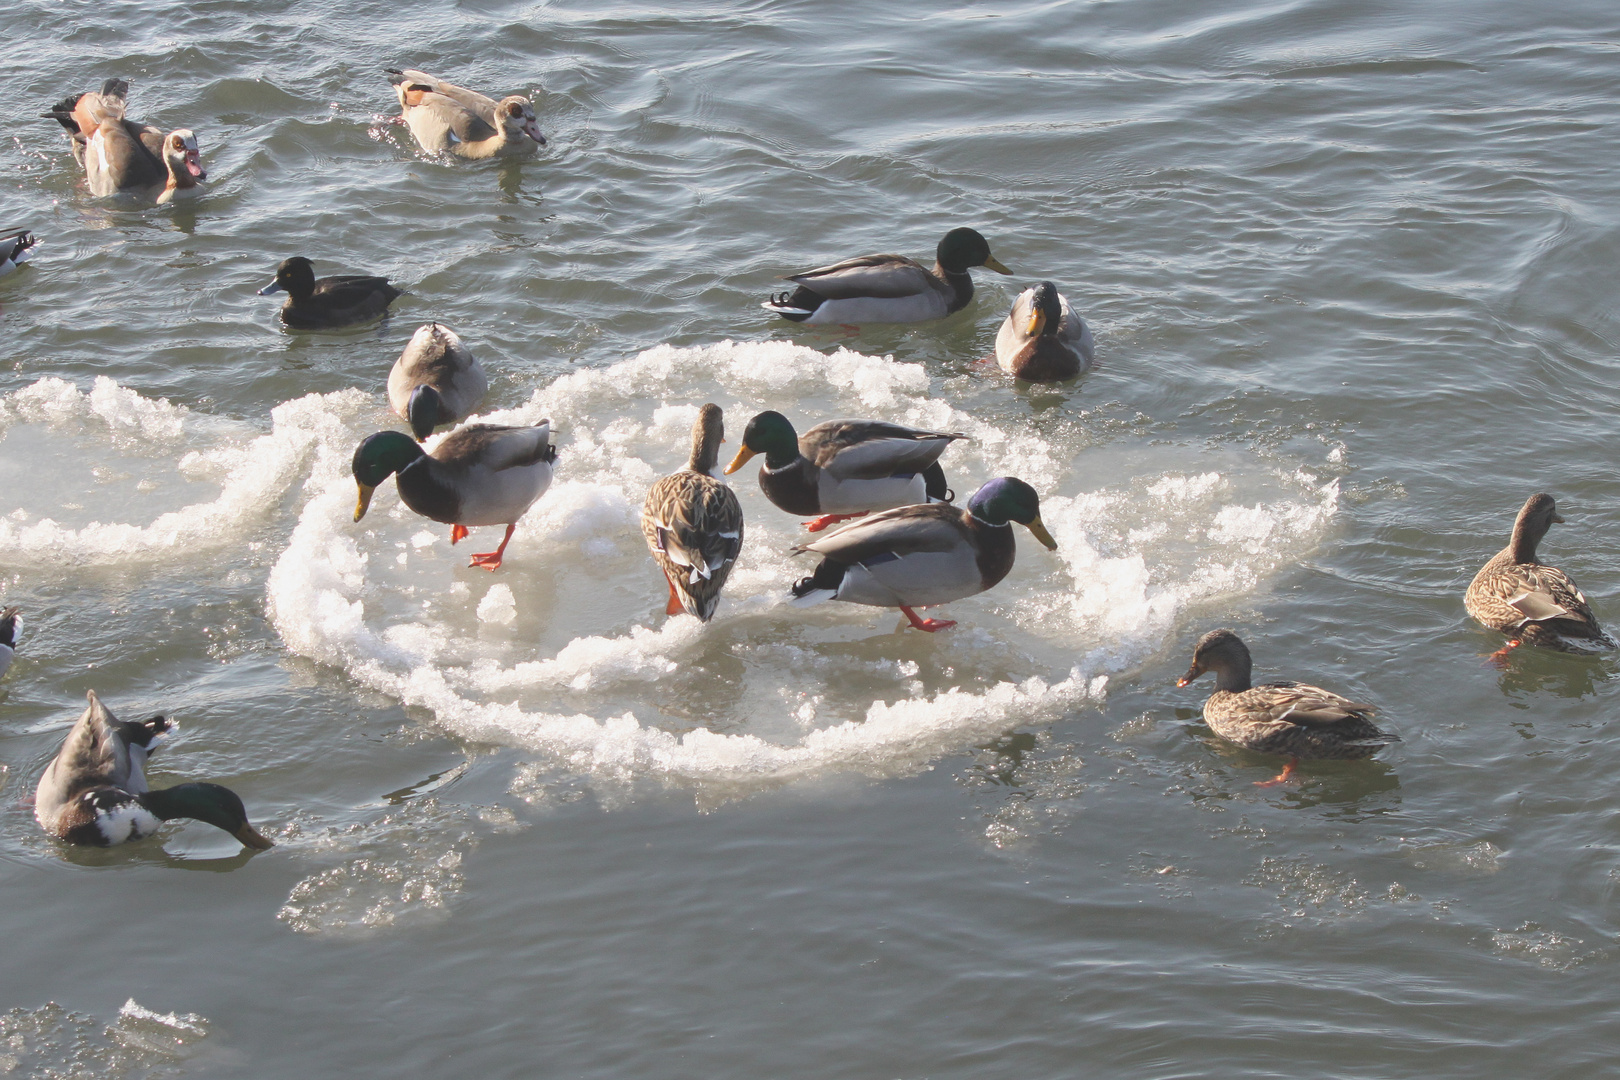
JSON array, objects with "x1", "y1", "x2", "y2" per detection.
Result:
[
  {"x1": 788, "y1": 476, "x2": 1056, "y2": 632},
  {"x1": 762, "y1": 227, "x2": 1013, "y2": 324},
  {"x1": 1177, "y1": 629, "x2": 1399, "y2": 786},
  {"x1": 724, "y1": 411, "x2": 966, "y2": 532},
  {"x1": 993, "y1": 281, "x2": 1094, "y2": 382},
  {"x1": 43, "y1": 80, "x2": 205, "y2": 202},
  {"x1": 0, "y1": 228, "x2": 36, "y2": 277},
  {"x1": 388, "y1": 323, "x2": 487, "y2": 442},
  {"x1": 1465, "y1": 493, "x2": 1613, "y2": 656},
  {"x1": 386, "y1": 68, "x2": 546, "y2": 159},
  {"x1": 34, "y1": 690, "x2": 273, "y2": 849},
  {"x1": 0, "y1": 606, "x2": 19, "y2": 679},
  {"x1": 259, "y1": 257, "x2": 402, "y2": 329},
  {"x1": 352, "y1": 421, "x2": 556, "y2": 571},
  {"x1": 642, "y1": 404, "x2": 744, "y2": 621}
]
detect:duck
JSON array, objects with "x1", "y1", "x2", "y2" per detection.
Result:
[
  {"x1": 34, "y1": 690, "x2": 273, "y2": 849},
  {"x1": 725, "y1": 411, "x2": 967, "y2": 532},
  {"x1": 642, "y1": 404, "x2": 744, "y2": 621},
  {"x1": 0, "y1": 606, "x2": 19, "y2": 679},
  {"x1": 993, "y1": 281, "x2": 1094, "y2": 382},
  {"x1": 789, "y1": 476, "x2": 1056, "y2": 632},
  {"x1": 388, "y1": 323, "x2": 488, "y2": 441},
  {"x1": 762, "y1": 227, "x2": 1013, "y2": 324},
  {"x1": 1465, "y1": 493, "x2": 1614, "y2": 657},
  {"x1": 352, "y1": 421, "x2": 556, "y2": 571},
  {"x1": 386, "y1": 68, "x2": 546, "y2": 159},
  {"x1": 0, "y1": 228, "x2": 36, "y2": 278},
  {"x1": 43, "y1": 80, "x2": 205, "y2": 202},
  {"x1": 1177, "y1": 629, "x2": 1399, "y2": 786},
  {"x1": 258, "y1": 257, "x2": 402, "y2": 330}
]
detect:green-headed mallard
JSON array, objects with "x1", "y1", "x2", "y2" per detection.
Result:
[
  {"x1": 388, "y1": 323, "x2": 488, "y2": 442},
  {"x1": 642, "y1": 404, "x2": 744, "y2": 621},
  {"x1": 0, "y1": 228, "x2": 37, "y2": 277},
  {"x1": 788, "y1": 476, "x2": 1056, "y2": 632},
  {"x1": 762, "y1": 227, "x2": 1012, "y2": 325},
  {"x1": 34, "y1": 690, "x2": 273, "y2": 849},
  {"x1": 1465, "y1": 492, "x2": 1614, "y2": 657},
  {"x1": 259, "y1": 257, "x2": 402, "y2": 330},
  {"x1": 994, "y1": 281, "x2": 1094, "y2": 382},
  {"x1": 724, "y1": 411, "x2": 967, "y2": 532},
  {"x1": 352, "y1": 421, "x2": 556, "y2": 571},
  {"x1": 386, "y1": 68, "x2": 546, "y2": 159},
  {"x1": 1177, "y1": 629, "x2": 1399, "y2": 786},
  {"x1": 0, "y1": 606, "x2": 18, "y2": 679}
]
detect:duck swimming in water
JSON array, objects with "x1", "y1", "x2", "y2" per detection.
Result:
[
  {"x1": 993, "y1": 281, "x2": 1094, "y2": 382},
  {"x1": 0, "y1": 228, "x2": 37, "y2": 277},
  {"x1": 43, "y1": 80, "x2": 205, "y2": 203},
  {"x1": 386, "y1": 68, "x2": 546, "y2": 159},
  {"x1": 259, "y1": 257, "x2": 402, "y2": 330},
  {"x1": 762, "y1": 227, "x2": 1012, "y2": 325}
]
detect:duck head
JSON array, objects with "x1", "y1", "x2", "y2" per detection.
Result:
[
  {"x1": 139, "y1": 782, "x2": 273, "y2": 850},
  {"x1": 1024, "y1": 281, "x2": 1063, "y2": 337},
  {"x1": 967, "y1": 477, "x2": 1057, "y2": 549},
  {"x1": 258, "y1": 256, "x2": 315, "y2": 299},
  {"x1": 725, "y1": 410, "x2": 799, "y2": 473},
  {"x1": 1178, "y1": 628, "x2": 1253, "y2": 691},
  {"x1": 497, "y1": 96, "x2": 547, "y2": 146},
  {"x1": 690, "y1": 403, "x2": 726, "y2": 475},
  {"x1": 937, "y1": 227, "x2": 1012, "y2": 276},
  {"x1": 351, "y1": 431, "x2": 426, "y2": 521},
  {"x1": 163, "y1": 129, "x2": 206, "y2": 184},
  {"x1": 406, "y1": 385, "x2": 448, "y2": 442},
  {"x1": 1511, "y1": 492, "x2": 1565, "y2": 561}
]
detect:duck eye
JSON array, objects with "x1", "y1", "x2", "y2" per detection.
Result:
[
  {"x1": 506, "y1": 101, "x2": 524, "y2": 117},
  {"x1": 171, "y1": 135, "x2": 184, "y2": 150}
]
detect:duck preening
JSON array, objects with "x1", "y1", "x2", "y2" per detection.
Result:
[
  {"x1": 352, "y1": 421, "x2": 557, "y2": 571},
  {"x1": 0, "y1": 228, "x2": 37, "y2": 277},
  {"x1": 388, "y1": 323, "x2": 487, "y2": 441},
  {"x1": 724, "y1": 412, "x2": 966, "y2": 532},
  {"x1": 642, "y1": 404, "x2": 744, "y2": 620},
  {"x1": 387, "y1": 68, "x2": 546, "y2": 159},
  {"x1": 259, "y1": 257, "x2": 402, "y2": 329},
  {"x1": 762, "y1": 227, "x2": 1012, "y2": 325},
  {"x1": 788, "y1": 476, "x2": 1056, "y2": 632},
  {"x1": 0, "y1": 606, "x2": 19, "y2": 679},
  {"x1": 1177, "y1": 629, "x2": 1399, "y2": 786},
  {"x1": 993, "y1": 281, "x2": 1094, "y2": 382},
  {"x1": 34, "y1": 690, "x2": 273, "y2": 849},
  {"x1": 1465, "y1": 493, "x2": 1614, "y2": 657},
  {"x1": 42, "y1": 79, "x2": 205, "y2": 202}
]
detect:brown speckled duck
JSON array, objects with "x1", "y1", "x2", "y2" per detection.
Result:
[
  {"x1": 1177, "y1": 629, "x2": 1399, "y2": 786},
  {"x1": 1465, "y1": 493, "x2": 1613, "y2": 656},
  {"x1": 641, "y1": 404, "x2": 744, "y2": 621}
]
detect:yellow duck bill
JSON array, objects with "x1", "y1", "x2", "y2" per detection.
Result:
[
  {"x1": 723, "y1": 446, "x2": 757, "y2": 474},
  {"x1": 354, "y1": 483, "x2": 376, "y2": 522}
]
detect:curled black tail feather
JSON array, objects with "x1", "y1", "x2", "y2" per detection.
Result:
[
  {"x1": 791, "y1": 559, "x2": 846, "y2": 598},
  {"x1": 923, "y1": 462, "x2": 951, "y2": 503}
]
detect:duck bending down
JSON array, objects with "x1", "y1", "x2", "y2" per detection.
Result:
[
  {"x1": 389, "y1": 323, "x2": 487, "y2": 441},
  {"x1": 642, "y1": 404, "x2": 744, "y2": 621},
  {"x1": 352, "y1": 422, "x2": 556, "y2": 571},
  {"x1": 789, "y1": 476, "x2": 1056, "y2": 632},
  {"x1": 0, "y1": 606, "x2": 19, "y2": 679},
  {"x1": 259, "y1": 257, "x2": 402, "y2": 329},
  {"x1": 0, "y1": 228, "x2": 37, "y2": 277},
  {"x1": 724, "y1": 411, "x2": 966, "y2": 532},
  {"x1": 34, "y1": 690, "x2": 273, "y2": 849},
  {"x1": 763, "y1": 227, "x2": 1012, "y2": 325},
  {"x1": 1465, "y1": 493, "x2": 1614, "y2": 658},
  {"x1": 994, "y1": 281, "x2": 1094, "y2": 382},
  {"x1": 1177, "y1": 629, "x2": 1399, "y2": 786},
  {"x1": 386, "y1": 68, "x2": 546, "y2": 159},
  {"x1": 43, "y1": 80, "x2": 205, "y2": 202}
]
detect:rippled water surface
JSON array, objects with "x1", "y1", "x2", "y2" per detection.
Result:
[{"x1": 5, "y1": 0, "x2": 1620, "y2": 1075}]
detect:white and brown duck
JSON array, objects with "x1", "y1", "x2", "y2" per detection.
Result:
[
  {"x1": 386, "y1": 68, "x2": 546, "y2": 159},
  {"x1": 43, "y1": 79, "x2": 205, "y2": 203}
]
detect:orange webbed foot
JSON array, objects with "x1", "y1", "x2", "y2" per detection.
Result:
[
  {"x1": 664, "y1": 573, "x2": 684, "y2": 616},
  {"x1": 1483, "y1": 640, "x2": 1521, "y2": 669},
  {"x1": 803, "y1": 513, "x2": 864, "y2": 533},
  {"x1": 450, "y1": 524, "x2": 469, "y2": 545},
  {"x1": 1254, "y1": 758, "x2": 1300, "y2": 787},
  {"x1": 900, "y1": 606, "x2": 955, "y2": 633}
]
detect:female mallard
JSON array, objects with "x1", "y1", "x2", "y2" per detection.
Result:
[
  {"x1": 34, "y1": 690, "x2": 273, "y2": 849},
  {"x1": 993, "y1": 281, "x2": 1094, "y2": 382},
  {"x1": 352, "y1": 421, "x2": 556, "y2": 571},
  {"x1": 386, "y1": 68, "x2": 546, "y2": 159},
  {"x1": 1177, "y1": 629, "x2": 1399, "y2": 786},
  {"x1": 0, "y1": 606, "x2": 19, "y2": 679},
  {"x1": 724, "y1": 411, "x2": 967, "y2": 532},
  {"x1": 388, "y1": 323, "x2": 488, "y2": 442},
  {"x1": 1465, "y1": 493, "x2": 1613, "y2": 656},
  {"x1": 0, "y1": 228, "x2": 36, "y2": 277},
  {"x1": 762, "y1": 227, "x2": 1012, "y2": 325},
  {"x1": 642, "y1": 404, "x2": 744, "y2": 621},
  {"x1": 789, "y1": 476, "x2": 1056, "y2": 632},
  {"x1": 259, "y1": 257, "x2": 402, "y2": 330}
]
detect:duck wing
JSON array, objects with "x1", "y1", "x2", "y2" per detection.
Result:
[
  {"x1": 1469, "y1": 553, "x2": 1607, "y2": 640},
  {"x1": 643, "y1": 472, "x2": 744, "y2": 594},
  {"x1": 803, "y1": 420, "x2": 966, "y2": 480},
  {"x1": 434, "y1": 421, "x2": 555, "y2": 471},
  {"x1": 794, "y1": 504, "x2": 967, "y2": 562},
  {"x1": 389, "y1": 69, "x2": 499, "y2": 115},
  {"x1": 37, "y1": 691, "x2": 171, "y2": 812},
  {"x1": 311, "y1": 274, "x2": 398, "y2": 301},
  {"x1": 784, "y1": 254, "x2": 942, "y2": 300}
]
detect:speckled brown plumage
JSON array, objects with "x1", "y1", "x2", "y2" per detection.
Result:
[
  {"x1": 1465, "y1": 493, "x2": 1613, "y2": 652},
  {"x1": 641, "y1": 404, "x2": 744, "y2": 621}
]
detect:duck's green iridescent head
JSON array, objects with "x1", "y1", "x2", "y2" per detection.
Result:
[
  {"x1": 967, "y1": 477, "x2": 1057, "y2": 549},
  {"x1": 351, "y1": 431, "x2": 425, "y2": 521},
  {"x1": 725, "y1": 410, "x2": 800, "y2": 473},
  {"x1": 141, "y1": 782, "x2": 273, "y2": 850},
  {"x1": 937, "y1": 227, "x2": 1013, "y2": 276},
  {"x1": 1025, "y1": 281, "x2": 1063, "y2": 337}
]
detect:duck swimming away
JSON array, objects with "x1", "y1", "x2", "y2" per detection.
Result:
[{"x1": 642, "y1": 404, "x2": 744, "y2": 621}]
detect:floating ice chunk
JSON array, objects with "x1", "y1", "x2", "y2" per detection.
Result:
[{"x1": 478, "y1": 584, "x2": 517, "y2": 625}]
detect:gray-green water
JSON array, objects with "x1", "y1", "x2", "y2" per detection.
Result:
[{"x1": 4, "y1": 0, "x2": 1620, "y2": 1075}]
